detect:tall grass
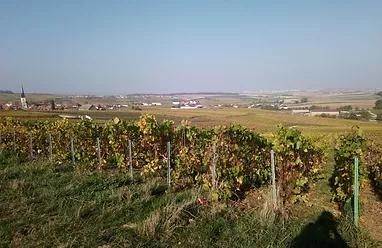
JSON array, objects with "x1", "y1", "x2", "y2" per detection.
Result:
[{"x1": 0, "y1": 154, "x2": 378, "y2": 247}]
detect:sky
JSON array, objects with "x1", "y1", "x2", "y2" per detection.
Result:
[{"x1": 0, "y1": 0, "x2": 381, "y2": 94}]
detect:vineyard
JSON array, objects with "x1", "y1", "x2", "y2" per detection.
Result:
[
  {"x1": 0, "y1": 115, "x2": 329, "y2": 204},
  {"x1": 1, "y1": 115, "x2": 381, "y2": 205}
]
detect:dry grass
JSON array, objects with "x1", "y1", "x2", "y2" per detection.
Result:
[{"x1": 135, "y1": 197, "x2": 197, "y2": 239}]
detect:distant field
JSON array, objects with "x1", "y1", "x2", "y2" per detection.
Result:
[
  {"x1": 305, "y1": 92, "x2": 379, "y2": 109},
  {"x1": 1, "y1": 108, "x2": 381, "y2": 140}
]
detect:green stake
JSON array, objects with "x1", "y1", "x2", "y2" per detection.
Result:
[{"x1": 354, "y1": 156, "x2": 359, "y2": 227}]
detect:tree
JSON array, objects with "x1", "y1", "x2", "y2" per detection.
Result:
[
  {"x1": 359, "y1": 111, "x2": 371, "y2": 120},
  {"x1": 301, "y1": 97, "x2": 308, "y2": 103},
  {"x1": 377, "y1": 91, "x2": 382, "y2": 97},
  {"x1": 338, "y1": 105, "x2": 352, "y2": 111},
  {"x1": 50, "y1": 99, "x2": 55, "y2": 110},
  {"x1": 375, "y1": 99, "x2": 382, "y2": 109},
  {"x1": 0, "y1": 90, "x2": 14, "y2": 94}
]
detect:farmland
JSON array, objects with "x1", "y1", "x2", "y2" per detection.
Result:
[{"x1": 1, "y1": 107, "x2": 381, "y2": 138}]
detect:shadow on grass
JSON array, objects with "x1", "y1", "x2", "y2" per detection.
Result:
[{"x1": 291, "y1": 211, "x2": 348, "y2": 248}]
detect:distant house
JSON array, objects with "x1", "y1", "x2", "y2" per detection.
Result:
[
  {"x1": 310, "y1": 110, "x2": 339, "y2": 117},
  {"x1": 151, "y1": 102, "x2": 162, "y2": 106},
  {"x1": 79, "y1": 104, "x2": 96, "y2": 111},
  {"x1": 1, "y1": 103, "x2": 13, "y2": 111},
  {"x1": 30, "y1": 103, "x2": 52, "y2": 111}
]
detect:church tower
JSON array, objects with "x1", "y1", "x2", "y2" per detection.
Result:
[{"x1": 20, "y1": 85, "x2": 28, "y2": 110}]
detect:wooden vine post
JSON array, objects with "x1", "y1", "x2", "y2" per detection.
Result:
[
  {"x1": 354, "y1": 156, "x2": 359, "y2": 227},
  {"x1": 0, "y1": 132, "x2": 2, "y2": 154},
  {"x1": 29, "y1": 132, "x2": 33, "y2": 160},
  {"x1": 271, "y1": 150, "x2": 277, "y2": 209},
  {"x1": 128, "y1": 140, "x2": 133, "y2": 178},
  {"x1": 70, "y1": 136, "x2": 75, "y2": 164},
  {"x1": 13, "y1": 131, "x2": 16, "y2": 153},
  {"x1": 167, "y1": 141, "x2": 171, "y2": 187},
  {"x1": 48, "y1": 133, "x2": 52, "y2": 160},
  {"x1": 211, "y1": 143, "x2": 217, "y2": 190},
  {"x1": 96, "y1": 137, "x2": 101, "y2": 167}
]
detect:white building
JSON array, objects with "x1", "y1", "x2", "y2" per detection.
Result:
[
  {"x1": 310, "y1": 110, "x2": 339, "y2": 117},
  {"x1": 292, "y1": 109, "x2": 310, "y2": 114}
]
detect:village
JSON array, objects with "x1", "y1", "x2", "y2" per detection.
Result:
[{"x1": 0, "y1": 87, "x2": 380, "y2": 122}]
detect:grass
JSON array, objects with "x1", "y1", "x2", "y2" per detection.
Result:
[{"x1": 0, "y1": 152, "x2": 379, "y2": 247}]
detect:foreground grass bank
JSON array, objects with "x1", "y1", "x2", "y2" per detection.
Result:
[{"x1": 0, "y1": 154, "x2": 378, "y2": 247}]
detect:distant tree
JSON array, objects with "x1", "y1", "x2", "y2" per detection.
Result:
[
  {"x1": 50, "y1": 99, "x2": 55, "y2": 110},
  {"x1": 301, "y1": 97, "x2": 308, "y2": 103},
  {"x1": 359, "y1": 111, "x2": 371, "y2": 120},
  {"x1": 376, "y1": 91, "x2": 382, "y2": 97},
  {"x1": 310, "y1": 105, "x2": 330, "y2": 111},
  {"x1": 338, "y1": 105, "x2": 352, "y2": 111},
  {"x1": 377, "y1": 113, "x2": 382, "y2": 121},
  {"x1": 0, "y1": 90, "x2": 14, "y2": 94},
  {"x1": 375, "y1": 99, "x2": 382, "y2": 109},
  {"x1": 309, "y1": 105, "x2": 322, "y2": 110},
  {"x1": 261, "y1": 104, "x2": 279, "y2": 110},
  {"x1": 132, "y1": 106, "x2": 142, "y2": 111},
  {"x1": 320, "y1": 113, "x2": 335, "y2": 118},
  {"x1": 347, "y1": 113, "x2": 359, "y2": 120}
]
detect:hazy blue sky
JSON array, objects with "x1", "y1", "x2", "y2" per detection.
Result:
[{"x1": 0, "y1": 0, "x2": 381, "y2": 94}]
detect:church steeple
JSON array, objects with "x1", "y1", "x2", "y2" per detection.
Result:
[
  {"x1": 21, "y1": 85, "x2": 25, "y2": 98},
  {"x1": 20, "y1": 85, "x2": 28, "y2": 110}
]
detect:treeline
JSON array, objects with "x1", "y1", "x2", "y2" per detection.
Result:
[{"x1": 0, "y1": 90, "x2": 14, "y2": 94}]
